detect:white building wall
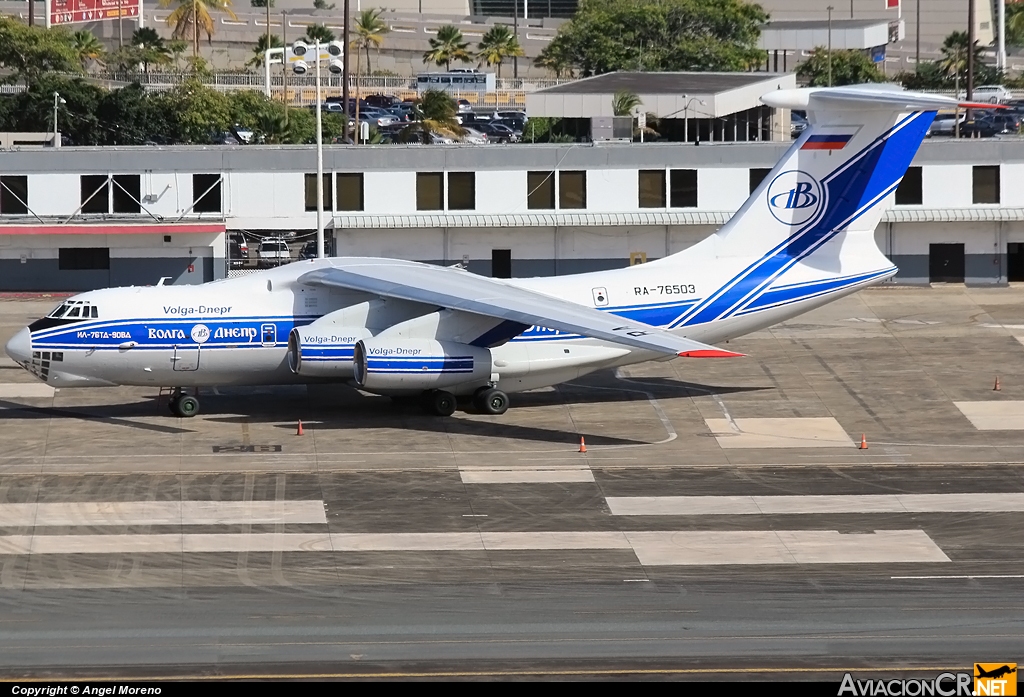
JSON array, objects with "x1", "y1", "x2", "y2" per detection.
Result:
[
  {"x1": 365, "y1": 171, "x2": 417, "y2": 215},
  {"x1": 697, "y1": 168, "x2": 748, "y2": 210},
  {"x1": 29, "y1": 173, "x2": 79, "y2": 216},
  {"x1": 889, "y1": 222, "x2": 1000, "y2": 256},
  {"x1": 922, "y1": 165, "x2": 971, "y2": 208},
  {"x1": 587, "y1": 169, "x2": 638, "y2": 212},
  {"x1": 476, "y1": 170, "x2": 527, "y2": 214}
]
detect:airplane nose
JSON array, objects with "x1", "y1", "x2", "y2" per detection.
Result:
[{"x1": 4, "y1": 328, "x2": 31, "y2": 364}]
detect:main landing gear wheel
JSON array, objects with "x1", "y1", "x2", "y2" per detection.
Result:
[
  {"x1": 174, "y1": 394, "x2": 200, "y2": 417},
  {"x1": 474, "y1": 387, "x2": 509, "y2": 415},
  {"x1": 426, "y1": 390, "x2": 457, "y2": 417}
]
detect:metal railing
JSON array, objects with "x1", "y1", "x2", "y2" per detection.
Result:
[{"x1": 98, "y1": 72, "x2": 571, "y2": 92}]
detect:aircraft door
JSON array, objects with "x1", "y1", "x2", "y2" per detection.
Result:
[{"x1": 172, "y1": 345, "x2": 200, "y2": 371}]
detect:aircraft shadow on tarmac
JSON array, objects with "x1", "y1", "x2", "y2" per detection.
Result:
[{"x1": 0, "y1": 373, "x2": 770, "y2": 444}]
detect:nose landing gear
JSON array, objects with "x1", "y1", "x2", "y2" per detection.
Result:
[{"x1": 167, "y1": 388, "x2": 201, "y2": 417}]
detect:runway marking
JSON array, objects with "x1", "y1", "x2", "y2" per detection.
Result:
[
  {"x1": 0, "y1": 500, "x2": 328, "y2": 527},
  {"x1": 891, "y1": 574, "x2": 1024, "y2": 580},
  {"x1": 459, "y1": 467, "x2": 595, "y2": 484},
  {"x1": 606, "y1": 493, "x2": 1024, "y2": 516},
  {"x1": 955, "y1": 401, "x2": 1024, "y2": 430},
  {"x1": 11, "y1": 666, "x2": 970, "y2": 680},
  {"x1": 0, "y1": 529, "x2": 950, "y2": 564},
  {"x1": 703, "y1": 417, "x2": 855, "y2": 449},
  {"x1": 0, "y1": 383, "x2": 55, "y2": 399}
]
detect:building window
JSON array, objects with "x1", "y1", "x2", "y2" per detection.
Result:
[
  {"x1": 304, "y1": 173, "x2": 333, "y2": 212},
  {"x1": 336, "y1": 173, "x2": 363, "y2": 212},
  {"x1": 670, "y1": 169, "x2": 698, "y2": 208},
  {"x1": 416, "y1": 172, "x2": 444, "y2": 210},
  {"x1": 559, "y1": 171, "x2": 586, "y2": 209},
  {"x1": 895, "y1": 167, "x2": 923, "y2": 205},
  {"x1": 112, "y1": 174, "x2": 140, "y2": 213},
  {"x1": 192, "y1": 174, "x2": 221, "y2": 213},
  {"x1": 638, "y1": 170, "x2": 666, "y2": 208},
  {"x1": 0, "y1": 175, "x2": 28, "y2": 215},
  {"x1": 448, "y1": 172, "x2": 475, "y2": 210},
  {"x1": 81, "y1": 175, "x2": 109, "y2": 214},
  {"x1": 973, "y1": 165, "x2": 1000, "y2": 204},
  {"x1": 749, "y1": 168, "x2": 771, "y2": 193},
  {"x1": 527, "y1": 171, "x2": 555, "y2": 209},
  {"x1": 58, "y1": 248, "x2": 109, "y2": 271}
]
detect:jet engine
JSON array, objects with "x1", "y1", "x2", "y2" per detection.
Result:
[
  {"x1": 287, "y1": 326, "x2": 372, "y2": 377},
  {"x1": 353, "y1": 338, "x2": 492, "y2": 392}
]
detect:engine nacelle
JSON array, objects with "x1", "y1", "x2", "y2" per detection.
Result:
[
  {"x1": 288, "y1": 326, "x2": 372, "y2": 377},
  {"x1": 353, "y1": 338, "x2": 492, "y2": 392}
]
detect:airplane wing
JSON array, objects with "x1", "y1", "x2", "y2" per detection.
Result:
[{"x1": 299, "y1": 259, "x2": 742, "y2": 358}]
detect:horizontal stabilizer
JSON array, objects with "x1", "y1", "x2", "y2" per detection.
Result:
[
  {"x1": 300, "y1": 259, "x2": 743, "y2": 358},
  {"x1": 762, "y1": 85, "x2": 1004, "y2": 112}
]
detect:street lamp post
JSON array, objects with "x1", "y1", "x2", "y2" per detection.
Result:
[
  {"x1": 264, "y1": 47, "x2": 284, "y2": 98},
  {"x1": 52, "y1": 92, "x2": 65, "y2": 146},
  {"x1": 292, "y1": 40, "x2": 344, "y2": 260},
  {"x1": 674, "y1": 95, "x2": 706, "y2": 144},
  {"x1": 827, "y1": 6, "x2": 834, "y2": 87}
]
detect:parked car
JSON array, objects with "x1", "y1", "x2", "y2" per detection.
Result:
[
  {"x1": 491, "y1": 110, "x2": 528, "y2": 123},
  {"x1": 958, "y1": 117, "x2": 999, "y2": 138},
  {"x1": 929, "y1": 112, "x2": 966, "y2": 136},
  {"x1": 457, "y1": 99, "x2": 474, "y2": 114},
  {"x1": 228, "y1": 241, "x2": 245, "y2": 268},
  {"x1": 364, "y1": 94, "x2": 401, "y2": 109},
  {"x1": 982, "y1": 112, "x2": 1022, "y2": 133},
  {"x1": 790, "y1": 112, "x2": 808, "y2": 137},
  {"x1": 298, "y1": 238, "x2": 336, "y2": 259},
  {"x1": 460, "y1": 126, "x2": 489, "y2": 144},
  {"x1": 229, "y1": 232, "x2": 249, "y2": 258},
  {"x1": 257, "y1": 238, "x2": 291, "y2": 268},
  {"x1": 479, "y1": 122, "x2": 520, "y2": 143},
  {"x1": 492, "y1": 117, "x2": 525, "y2": 136},
  {"x1": 969, "y1": 85, "x2": 1013, "y2": 104}
]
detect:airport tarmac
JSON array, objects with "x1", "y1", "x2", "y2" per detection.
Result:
[{"x1": 0, "y1": 286, "x2": 1023, "y2": 679}]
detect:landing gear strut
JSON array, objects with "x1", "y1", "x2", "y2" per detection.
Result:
[
  {"x1": 473, "y1": 387, "x2": 509, "y2": 415},
  {"x1": 168, "y1": 389, "x2": 200, "y2": 417}
]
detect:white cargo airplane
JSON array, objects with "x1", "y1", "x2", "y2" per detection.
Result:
[{"x1": 5, "y1": 86, "x2": 985, "y2": 418}]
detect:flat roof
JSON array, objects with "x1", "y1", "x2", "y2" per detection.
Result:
[
  {"x1": 762, "y1": 19, "x2": 890, "y2": 31},
  {"x1": 535, "y1": 72, "x2": 788, "y2": 96}
]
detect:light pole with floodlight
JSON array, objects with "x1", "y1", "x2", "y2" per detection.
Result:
[
  {"x1": 291, "y1": 39, "x2": 344, "y2": 260},
  {"x1": 52, "y1": 92, "x2": 65, "y2": 146}
]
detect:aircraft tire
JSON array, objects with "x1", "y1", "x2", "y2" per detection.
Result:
[
  {"x1": 477, "y1": 388, "x2": 509, "y2": 415},
  {"x1": 428, "y1": 390, "x2": 456, "y2": 417},
  {"x1": 175, "y1": 395, "x2": 200, "y2": 418}
]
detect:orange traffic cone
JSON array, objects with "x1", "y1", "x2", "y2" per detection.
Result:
[
  {"x1": 578, "y1": 436, "x2": 587, "y2": 453},
  {"x1": 296, "y1": 420, "x2": 304, "y2": 436},
  {"x1": 859, "y1": 434, "x2": 868, "y2": 450},
  {"x1": 994, "y1": 376, "x2": 1001, "y2": 391}
]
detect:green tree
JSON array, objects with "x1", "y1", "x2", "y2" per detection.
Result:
[
  {"x1": 423, "y1": 25, "x2": 471, "y2": 71},
  {"x1": 168, "y1": 39, "x2": 189, "y2": 69},
  {"x1": 536, "y1": 0, "x2": 767, "y2": 76},
  {"x1": 313, "y1": 0, "x2": 336, "y2": 9},
  {"x1": 611, "y1": 89, "x2": 641, "y2": 116},
  {"x1": 796, "y1": 48, "x2": 886, "y2": 87},
  {"x1": 247, "y1": 33, "x2": 284, "y2": 69},
  {"x1": 159, "y1": 0, "x2": 238, "y2": 58},
  {"x1": 352, "y1": 9, "x2": 389, "y2": 75},
  {"x1": 131, "y1": 27, "x2": 171, "y2": 73},
  {"x1": 533, "y1": 38, "x2": 574, "y2": 78},
  {"x1": 159, "y1": 79, "x2": 231, "y2": 143},
  {"x1": 0, "y1": 17, "x2": 80, "y2": 87},
  {"x1": 72, "y1": 30, "x2": 105, "y2": 71},
  {"x1": 400, "y1": 90, "x2": 463, "y2": 143},
  {"x1": 96, "y1": 83, "x2": 171, "y2": 144},
  {"x1": 3, "y1": 75, "x2": 104, "y2": 144},
  {"x1": 935, "y1": 31, "x2": 998, "y2": 92},
  {"x1": 250, "y1": 0, "x2": 273, "y2": 6},
  {"x1": 476, "y1": 24, "x2": 523, "y2": 79},
  {"x1": 303, "y1": 23, "x2": 335, "y2": 44},
  {"x1": 1006, "y1": 4, "x2": 1024, "y2": 46}
]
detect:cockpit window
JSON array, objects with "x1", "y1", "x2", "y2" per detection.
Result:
[{"x1": 44, "y1": 301, "x2": 96, "y2": 321}]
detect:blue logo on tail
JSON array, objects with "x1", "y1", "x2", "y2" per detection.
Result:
[{"x1": 766, "y1": 170, "x2": 823, "y2": 227}]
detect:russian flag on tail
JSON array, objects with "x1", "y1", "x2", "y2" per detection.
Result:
[{"x1": 801, "y1": 134, "x2": 853, "y2": 150}]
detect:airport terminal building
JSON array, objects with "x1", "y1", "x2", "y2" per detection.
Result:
[{"x1": 0, "y1": 140, "x2": 1021, "y2": 290}]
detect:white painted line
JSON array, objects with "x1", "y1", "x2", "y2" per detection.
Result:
[
  {"x1": 459, "y1": 468, "x2": 595, "y2": 484},
  {"x1": 625, "y1": 530, "x2": 949, "y2": 566},
  {"x1": 891, "y1": 575, "x2": 1024, "y2": 580},
  {"x1": 606, "y1": 493, "x2": 1024, "y2": 516},
  {"x1": 0, "y1": 529, "x2": 950, "y2": 563},
  {"x1": 0, "y1": 500, "x2": 328, "y2": 527},
  {"x1": 0, "y1": 383, "x2": 54, "y2": 398}
]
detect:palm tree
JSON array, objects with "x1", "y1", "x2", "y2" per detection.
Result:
[
  {"x1": 423, "y1": 25, "x2": 470, "y2": 71},
  {"x1": 247, "y1": 33, "x2": 283, "y2": 69},
  {"x1": 132, "y1": 27, "x2": 171, "y2": 73},
  {"x1": 612, "y1": 90, "x2": 641, "y2": 117},
  {"x1": 159, "y1": 0, "x2": 238, "y2": 58},
  {"x1": 303, "y1": 23, "x2": 335, "y2": 44},
  {"x1": 1006, "y1": 4, "x2": 1024, "y2": 46},
  {"x1": 168, "y1": 39, "x2": 189, "y2": 69},
  {"x1": 475, "y1": 24, "x2": 522, "y2": 79},
  {"x1": 400, "y1": 90, "x2": 463, "y2": 143},
  {"x1": 937, "y1": 31, "x2": 984, "y2": 93},
  {"x1": 352, "y1": 9, "x2": 388, "y2": 75},
  {"x1": 72, "y1": 30, "x2": 105, "y2": 70}
]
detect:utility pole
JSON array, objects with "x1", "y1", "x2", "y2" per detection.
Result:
[
  {"x1": 513, "y1": 0, "x2": 519, "y2": 79},
  {"x1": 118, "y1": 0, "x2": 124, "y2": 48},
  {"x1": 967, "y1": 0, "x2": 975, "y2": 104},
  {"x1": 827, "y1": 6, "x2": 834, "y2": 87},
  {"x1": 282, "y1": 11, "x2": 288, "y2": 107},
  {"x1": 916, "y1": 0, "x2": 921, "y2": 71},
  {"x1": 343, "y1": 0, "x2": 351, "y2": 124},
  {"x1": 28, "y1": 0, "x2": 34, "y2": 26},
  {"x1": 998, "y1": 0, "x2": 1006, "y2": 71}
]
